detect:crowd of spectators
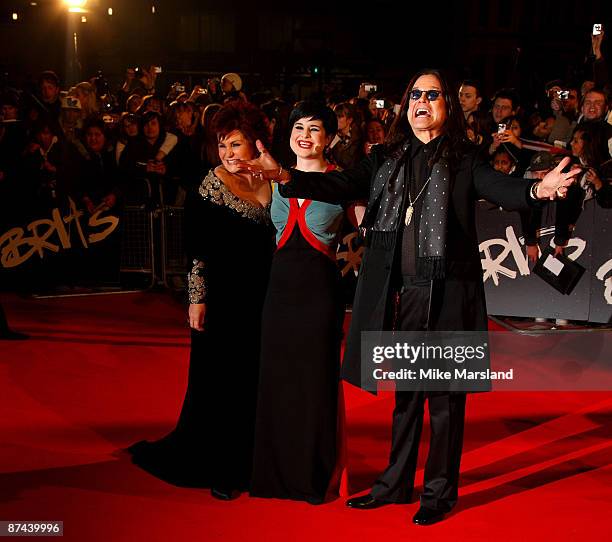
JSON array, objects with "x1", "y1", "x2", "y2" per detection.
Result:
[{"x1": 0, "y1": 30, "x2": 610, "y2": 294}]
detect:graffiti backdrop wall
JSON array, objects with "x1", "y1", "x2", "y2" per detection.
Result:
[{"x1": 477, "y1": 200, "x2": 611, "y2": 324}]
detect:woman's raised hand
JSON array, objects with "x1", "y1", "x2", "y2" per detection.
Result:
[{"x1": 238, "y1": 140, "x2": 290, "y2": 183}]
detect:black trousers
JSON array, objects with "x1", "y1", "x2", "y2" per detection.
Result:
[{"x1": 370, "y1": 283, "x2": 467, "y2": 512}]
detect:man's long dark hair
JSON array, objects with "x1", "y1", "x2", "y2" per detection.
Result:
[{"x1": 385, "y1": 68, "x2": 468, "y2": 167}]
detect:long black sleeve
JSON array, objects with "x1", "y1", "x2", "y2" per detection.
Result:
[
  {"x1": 279, "y1": 155, "x2": 373, "y2": 204},
  {"x1": 519, "y1": 208, "x2": 543, "y2": 245},
  {"x1": 472, "y1": 157, "x2": 537, "y2": 211}
]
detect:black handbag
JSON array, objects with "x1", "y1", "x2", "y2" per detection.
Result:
[{"x1": 532, "y1": 246, "x2": 585, "y2": 295}]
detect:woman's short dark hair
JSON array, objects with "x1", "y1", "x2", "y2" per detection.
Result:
[
  {"x1": 288, "y1": 101, "x2": 338, "y2": 136},
  {"x1": 211, "y1": 101, "x2": 270, "y2": 147}
]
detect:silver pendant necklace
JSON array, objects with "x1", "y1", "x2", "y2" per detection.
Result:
[{"x1": 405, "y1": 176, "x2": 431, "y2": 226}]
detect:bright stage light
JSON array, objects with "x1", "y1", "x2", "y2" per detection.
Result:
[
  {"x1": 63, "y1": 0, "x2": 87, "y2": 8},
  {"x1": 63, "y1": 0, "x2": 88, "y2": 12},
  {"x1": 12, "y1": 12, "x2": 19, "y2": 20},
  {"x1": 108, "y1": 8, "x2": 113, "y2": 15}
]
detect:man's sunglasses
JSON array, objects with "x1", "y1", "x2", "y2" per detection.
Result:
[{"x1": 409, "y1": 89, "x2": 442, "y2": 101}]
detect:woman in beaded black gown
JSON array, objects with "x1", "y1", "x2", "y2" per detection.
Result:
[{"x1": 128, "y1": 102, "x2": 274, "y2": 498}]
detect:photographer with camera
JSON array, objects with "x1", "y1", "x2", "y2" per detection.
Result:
[
  {"x1": 547, "y1": 83, "x2": 579, "y2": 145},
  {"x1": 489, "y1": 115, "x2": 534, "y2": 176},
  {"x1": 484, "y1": 88, "x2": 519, "y2": 151}
]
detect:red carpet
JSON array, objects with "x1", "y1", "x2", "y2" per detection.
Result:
[{"x1": 1, "y1": 292, "x2": 611, "y2": 541}]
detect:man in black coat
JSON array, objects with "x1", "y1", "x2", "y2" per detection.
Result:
[{"x1": 243, "y1": 69, "x2": 579, "y2": 525}]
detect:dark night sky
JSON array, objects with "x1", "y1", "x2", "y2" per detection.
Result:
[{"x1": 0, "y1": 0, "x2": 609, "y2": 100}]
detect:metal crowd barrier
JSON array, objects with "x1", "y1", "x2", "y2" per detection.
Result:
[
  {"x1": 119, "y1": 178, "x2": 157, "y2": 288},
  {"x1": 159, "y1": 181, "x2": 188, "y2": 288},
  {"x1": 119, "y1": 177, "x2": 187, "y2": 290}
]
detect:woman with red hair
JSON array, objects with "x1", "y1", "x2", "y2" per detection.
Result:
[{"x1": 129, "y1": 102, "x2": 274, "y2": 499}]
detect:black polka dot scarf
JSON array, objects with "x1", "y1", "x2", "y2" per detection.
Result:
[{"x1": 417, "y1": 157, "x2": 449, "y2": 280}]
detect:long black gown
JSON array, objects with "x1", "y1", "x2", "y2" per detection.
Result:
[
  {"x1": 250, "y1": 196, "x2": 345, "y2": 503},
  {"x1": 129, "y1": 171, "x2": 274, "y2": 489}
]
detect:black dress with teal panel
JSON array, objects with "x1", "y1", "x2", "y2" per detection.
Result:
[
  {"x1": 251, "y1": 171, "x2": 346, "y2": 503},
  {"x1": 129, "y1": 171, "x2": 274, "y2": 490}
]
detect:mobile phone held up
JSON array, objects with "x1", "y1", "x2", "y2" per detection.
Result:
[
  {"x1": 497, "y1": 123, "x2": 507, "y2": 134},
  {"x1": 557, "y1": 90, "x2": 570, "y2": 100},
  {"x1": 364, "y1": 83, "x2": 377, "y2": 93},
  {"x1": 593, "y1": 24, "x2": 602, "y2": 36}
]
